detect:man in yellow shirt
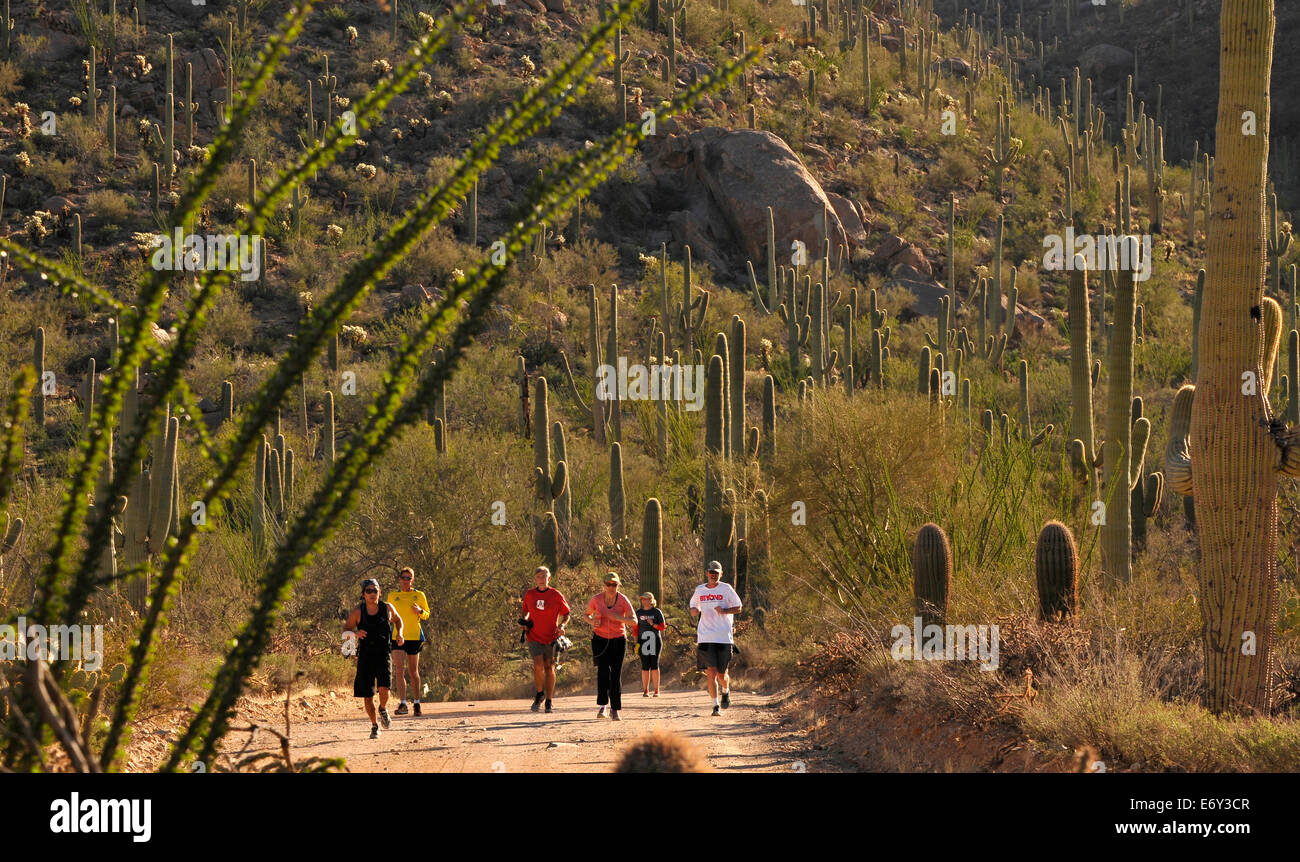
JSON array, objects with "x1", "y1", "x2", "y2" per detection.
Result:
[{"x1": 387, "y1": 566, "x2": 430, "y2": 716}]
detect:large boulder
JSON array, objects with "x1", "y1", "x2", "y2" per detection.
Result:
[
  {"x1": 686, "y1": 128, "x2": 849, "y2": 269},
  {"x1": 884, "y1": 264, "x2": 948, "y2": 318},
  {"x1": 1077, "y1": 44, "x2": 1134, "y2": 80},
  {"x1": 826, "y1": 192, "x2": 869, "y2": 247},
  {"x1": 872, "y1": 234, "x2": 932, "y2": 276}
]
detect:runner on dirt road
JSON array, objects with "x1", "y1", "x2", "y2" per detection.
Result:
[
  {"x1": 521, "y1": 566, "x2": 570, "y2": 714},
  {"x1": 635, "y1": 592, "x2": 666, "y2": 698},
  {"x1": 584, "y1": 573, "x2": 637, "y2": 721},
  {"x1": 689, "y1": 561, "x2": 741, "y2": 717},
  {"x1": 344, "y1": 578, "x2": 404, "y2": 738},
  {"x1": 387, "y1": 566, "x2": 430, "y2": 716}
]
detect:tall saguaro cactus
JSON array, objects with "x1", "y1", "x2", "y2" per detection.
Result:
[
  {"x1": 609, "y1": 441, "x2": 626, "y2": 539},
  {"x1": 1067, "y1": 259, "x2": 1098, "y2": 489},
  {"x1": 532, "y1": 377, "x2": 567, "y2": 512},
  {"x1": 587, "y1": 284, "x2": 606, "y2": 447},
  {"x1": 729, "y1": 315, "x2": 746, "y2": 458},
  {"x1": 1100, "y1": 238, "x2": 1147, "y2": 584},
  {"x1": 640, "y1": 497, "x2": 663, "y2": 598},
  {"x1": 703, "y1": 354, "x2": 733, "y2": 571},
  {"x1": 1192, "y1": 0, "x2": 1287, "y2": 714}
]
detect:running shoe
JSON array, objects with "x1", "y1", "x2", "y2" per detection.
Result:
[
  {"x1": 721, "y1": 691, "x2": 731, "y2": 709},
  {"x1": 544, "y1": 699, "x2": 553, "y2": 713},
  {"x1": 711, "y1": 705, "x2": 721, "y2": 716},
  {"x1": 413, "y1": 702, "x2": 422, "y2": 716},
  {"x1": 597, "y1": 705, "x2": 607, "y2": 718},
  {"x1": 378, "y1": 707, "x2": 391, "y2": 729},
  {"x1": 531, "y1": 693, "x2": 544, "y2": 712},
  {"x1": 643, "y1": 691, "x2": 650, "y2": 697},
  {"x1": 394, "y1": 702, "x2": 409, "y2": 715},
  {"x1": 370, "y1": 724, "x2": 380, "y2": 739},
  {"x1": 610, "y1": 710, "x2": 621, "y2": 721}
]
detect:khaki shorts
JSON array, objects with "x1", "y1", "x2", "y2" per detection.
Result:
[{"x1": 527, "y1": 640, "x2": 557, "y2": 661}]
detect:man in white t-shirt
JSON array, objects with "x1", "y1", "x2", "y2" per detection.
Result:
[{"x1": 689, "y1": 560, "x2": 742, "y2": 716}]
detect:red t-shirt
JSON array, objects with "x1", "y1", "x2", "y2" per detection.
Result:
[{"x1": 523, "y1": 587, "x2": 570, "y2": 644}]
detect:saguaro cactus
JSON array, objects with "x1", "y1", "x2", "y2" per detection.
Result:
[
  {"x1": 33, "y1": 327, "x2": 45, "y2": 427},
  {"x1": 1100, "y1": 238, "x2": 1147, "y2": 584},
  {"x1": 532, "y1": 377, "x2": 567, "y2": 511},
  {"x1": 678, "y1": 246, "x2": 709, "y2": 357},
  {"x1": 912, "y1": 523, "x2": 951, "y2": 628},
  {"x1": 1192, "y1": 0, "x2": 1286, "y2": 715},
  {"x1": 1067, "y1": 259, "x2": 1098, "y2": 488},
  {"x1": 1035, "y1": 520, "x2": 1079, "y2": 622},
  {"x1": 535, "y1": 511, "x2": 559, "y2": 574},
  {"x1": 587, "y1": 284, "x2": 607, "y2": 447},
  {"x1": 323, "y1": 390, "x2": 336, "y2": 463},
  {"x1": 609, "y1": 441, "x2": 626, "y2": 539},
  {"x1": 729, "y1": 315, "x2": 746, "y2": 458},
  {"x1": 640, "y1": 498, "x2": 663, "y2": 598},
  {"x1": 124, "y1": 412, "x2": 179, "y2": 613},
  {"x1": 1130, "y1": 397, "x2": 1165, "y2": 551},
  {"x1": 430, "y1": 347, "x2": 448, "y2": 453},
  {"x1": 606, "y1": 284, "x2": 622, "y2": 442},
  {"x1": 761, "y1": 374, "x2": 775, "y2": 463},
  {"x1": 703, "y1": 354, "x2": 733, "y2": 570},
  {"x1": 552, "y1": 421, "x2": 572, "y2": 554}
]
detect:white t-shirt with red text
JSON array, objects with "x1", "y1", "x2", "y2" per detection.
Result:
[{"x1": 689, "y1": 581, "x2": 742, "y2": 644}]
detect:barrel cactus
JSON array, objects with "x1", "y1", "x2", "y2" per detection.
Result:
[
  {"x1": 911, "y1": 523, "x2": 951, "y2": 628},
  {"x1": 1035, "y1": 520, "x2": 1079, "y2": 622}
]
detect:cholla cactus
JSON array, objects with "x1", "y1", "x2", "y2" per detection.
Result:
[
  {"x1": 340, "y1": 324, "x2": 368, "y2": 347},
  {"x1": 355, "y1": 163, "x2": 378, "y2": 180}
]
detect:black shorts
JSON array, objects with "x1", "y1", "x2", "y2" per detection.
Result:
[
  {"x1": 697, "y1": 642, "x2": 733, "y2": 672},
  {"x1": 638, "y1": 632, "x2": 662, "y2": 670},
  {"x1": 354, "y1": 649, "x2": 392, "y2": 697},
  {"x1": 391, "y1": 639, "x2": 424, "y2": 655}
]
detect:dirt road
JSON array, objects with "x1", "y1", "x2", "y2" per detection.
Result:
[{"x1": 230, "y1": 688, "x2": 839, "y2": 773}]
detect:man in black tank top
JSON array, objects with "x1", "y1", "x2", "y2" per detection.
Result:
[{"x1": 344, "y1": 578, "x2": 405, "y2": 738}]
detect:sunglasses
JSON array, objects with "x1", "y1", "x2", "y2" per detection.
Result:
[
  {"x1": 399, "y1": 576, "x2": 413, "y2": 581},
  {"x1": 363, "y1": 588, "x2": 378, "y2": 594}
]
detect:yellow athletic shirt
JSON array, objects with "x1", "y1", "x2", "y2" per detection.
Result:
[{"x1": 386, "y1": 589, "x2": 430, "y2": 641}]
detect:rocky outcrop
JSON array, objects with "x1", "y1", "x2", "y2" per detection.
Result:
[{"x1": 680, "y1": 128, "x2": 851, "y2": 270}]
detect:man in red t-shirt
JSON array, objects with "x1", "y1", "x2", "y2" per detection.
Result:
[{"x1": 521, "y1": 565, "x2": 571, "y2": 714}]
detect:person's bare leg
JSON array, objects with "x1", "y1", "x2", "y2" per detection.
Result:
[
  {"x1": 378, "y1": 687, "x2": 389, "y2": 709},
  {"x1": 721, "y1": 669, "x2": 730, "y2": 694},
  {"x1": 544, "y1": 659, "x2": 557, "y2": 699},
  {"x1": 532, "y1": 655, "x2": 545, "y2": 693},
  {"x1": 362, "y1": 696, "x2": 376, "y2": 723},
  {"x1": 642, "y1": 669, "x2": 650, "y2": 694},
  {"x1": 652, "y1": 669, "x2": 660, "y2": 695},
  {"x1": 707, "y1": 668, "x2": 718, "y2": 700},
  {"x1": 392, "y1": 651, "x2": 408, "y2": 702},
  {"x1": 408, "y1": 654, "x2": 421, "y2": 702}
]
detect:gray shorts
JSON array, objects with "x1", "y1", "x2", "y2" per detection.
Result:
[{"x1": 527, "y1": 640, "x2": 557, "y2": 661}]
